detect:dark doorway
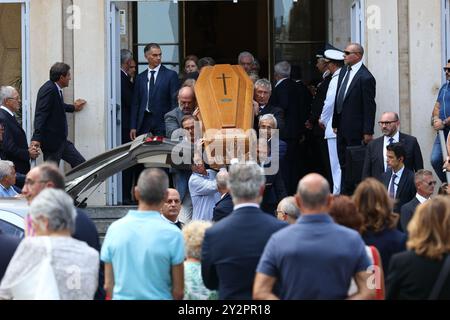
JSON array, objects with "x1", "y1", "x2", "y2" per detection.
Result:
[{"x1": 183, "y1": 0, "x2": 270, "y2": 78}]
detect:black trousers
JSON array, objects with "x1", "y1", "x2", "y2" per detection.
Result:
[{"x1": 43, "y1": 140, "x2": 85, "y2": 168}]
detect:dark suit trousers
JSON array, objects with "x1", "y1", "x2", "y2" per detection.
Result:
[
  {"x1": 43, "y1": 140, "x2": 85, "y2": 168},
  {"x1": 337, "y1": 134, "x2": 363, "y2": 195},
  {"x1": 138, "y1": 111, "x2": 165, "y2": 136}
]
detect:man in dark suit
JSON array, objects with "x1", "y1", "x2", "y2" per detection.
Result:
[
  {"x1": 0, "y1": 229, "x2": 20, "y2": 281},
  {"x1": 120, "y1": 50, "x2": 136, "y2": 204},
  {"x1": 270, "y1": 61, "x2": 311, "y2": 195},
  {"x1": 363, "y1": 112, "x2": 424, "y2": 182},
  {"x1": 253, "y1": 78, "x2": 285, "y2": 132},
  {"x1": 130, "y1": 43, "x2": 179, "y2": 140},
  {"x1": 21, "y1": 162, "x2": 105, "y2": 300},
  {"x1": 161, "y1": 188, "x2": 184, "y2": 229},
  {"x1": 31, "y1": 62, "x2": 86, "y2": 167},
  {"x1": 382, "y1": 143, "x2": 416, "y2": 214},
  {"x1": 332, "y1": 43, "x2": 376, "y2": 194},
  {"x1": 120, "y1": 49, "x2": 136, "y2": 144},
  {"x1": 0, "y1": 86, "x2": 39, "y2": 176},
  {"x1": 212, "y1": 170, "x2": 233, "y2": 222},
  {"x1": 201, "y1": 162, "x2": 287, "y2": 299},
  {"x1": 400, "y1": 169, "x2": 436, "y2": 232}
]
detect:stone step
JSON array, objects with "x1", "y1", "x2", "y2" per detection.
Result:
[{"x1": 85, "y1": 206, "x2": 137, "y2": 243}]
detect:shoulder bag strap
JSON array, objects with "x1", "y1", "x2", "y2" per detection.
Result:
[{"x1": 429, "y1": 254, "x2": 450, "y2": 300}]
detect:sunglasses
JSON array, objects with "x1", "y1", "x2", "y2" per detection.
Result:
[
  {"x1": 378, "y1": 121, "x2": 398, "y2": 126},
  {"x1": 344, "y1": 51, "x2": 361, "y2": 56},
  {"x1": 426, "y1": 181, "x2": 437, "y2": 186},
  {"x1": 444, "y1": 68, "x2": 450, "y2": 73}
]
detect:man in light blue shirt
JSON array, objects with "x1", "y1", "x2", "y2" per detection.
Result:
[
  {"x1": 0, "y1": 160, "x2": 18, "y2": 197},
  {"x1": 101, "y1": 168, "x2": 185, "y2": 300},
  {"x1": 188, "y1": 160, "x2": 220, "y2": 221}
]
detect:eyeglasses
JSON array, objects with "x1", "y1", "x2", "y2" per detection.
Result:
[
  {"x1": 344, "y1": 51, "x2": 361, "y2": 56},
  {"x1": 378, "y1": 121, "x2": 398, "y2": 126},
  {"x1": 7, "y1": 96, "x2": 20, "y2": 101},
  {"x1": 24, "y1": 179, "x2": 48, "y2": 187},
  {"x1": 427, "y1": 181, "x2": 437, "y2": 186},
  {"x1": 444, "y1": 68, "x2": 450, "y2": 73}
]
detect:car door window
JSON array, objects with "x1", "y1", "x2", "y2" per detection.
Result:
[{"x1": 0, "y1": 219, "x2": 24, "y2": 238}]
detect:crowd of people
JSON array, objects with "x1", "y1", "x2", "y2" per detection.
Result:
[{"x1": 0, "y1": 41, "x2": 450, "y2": 300}]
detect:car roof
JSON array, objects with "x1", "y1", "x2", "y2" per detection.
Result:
[{"x1": 0, "y1": 197, "x2": 28, "y2": 218}]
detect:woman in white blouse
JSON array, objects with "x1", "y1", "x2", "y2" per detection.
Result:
[{"x1": 0, "y1": 188, "x2": 99, "y2": 300}]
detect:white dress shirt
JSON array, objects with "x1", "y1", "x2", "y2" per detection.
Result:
[
  {"x1": 388, "y1": 166, "x2": 405, "y2": 198},
  {"x1": 275, "y1": 78, "x2": 287, "y2": 88},
  {"x1": 415, "y1": 193, "x2": 428, "y2": 204},
  {"x1": 343, "y1": 60, "x2": 363, "y2": 96},
  {"x1": 233, "y1": 203, "x2": 260, "y2": 210}
]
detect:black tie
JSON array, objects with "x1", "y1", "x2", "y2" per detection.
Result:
[
  {"x1": 389, "y1": 173, "x2": 397, "y2": 198},
  {"x1": 389, "y1": 137, "x2": 394, "y2": 145},
  {"x1": 174, "y1": 221, "x2": 182, "y2": 229},
  {"x1": 335, "y1": 66, "x2": 352, "y2": 114},
  {"x1": 147, "y1": 70, "x2": 156, "y2": 112},
  {"x1": 59, "y1": 90, "x2": 64, "y2": 102}
]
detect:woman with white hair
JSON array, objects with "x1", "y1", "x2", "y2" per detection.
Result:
[
  {"x1": 183, "y1": 221, "x2": 217, "y2": 300},
  {"x1": 0, "y1": 189, "x2": 99, "y2": 300}
]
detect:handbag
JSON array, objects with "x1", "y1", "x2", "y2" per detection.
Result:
[
  {"x1": 9, "y1": 237, "x2": 60, "y2": 300},
  {"x1": 428, "y1": 254, "x2": 450, "y2": 300}
]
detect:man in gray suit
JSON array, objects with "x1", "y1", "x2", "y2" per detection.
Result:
[{"x1": 164, "y1": 86, "x2": 196, "y2": 139}]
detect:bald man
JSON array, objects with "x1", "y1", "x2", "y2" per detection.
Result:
[
  {"x1": 254, "y1": 173, "x2": 375, "y2": 300},
  {"x1": 164, "y1": 86, "x2": 196, "y2": 139},
  {"x1": 161, "y1": 188, "x2": 184, "y2": 229},
  {"x1": 362, "y1": 112, "x2": 423, "y2": 181}
]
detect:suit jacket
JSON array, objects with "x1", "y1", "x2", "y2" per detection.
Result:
[
  {"x1": 382, "y1": 168, "x2": 416, "y2": 214},
  {"x1": 164, "y1": 107, "x2": 184, "y2": 139},
  {"x1": 332, "y1": 64, "x2": 376, "y2": 142},
  {"x1": 387, "y1": 250, "x2": 450, "y2": 300},
  {"x1": 254, "y1": 103, "x2": 285, "y2": 133},
  {"x1": 212, "y1": 193, "x2": 234, "y2": 222},
  {"x1": 269, "y1": 78, "x2": 312, "y2": 140},
  {"x1": 0, "y1": 232, "x2": 21, "y2": 281},
  {"x1": 130, "y1": 65, "x2": 179, "y2": 134},
  {"x1": 0, "y1": 109, "x2": 30, "y2": 174},
  {"x1": 261, "y1": 170, "x2": 287, "y2": 215},
  {"x1": 399, "y1": 197, "x2": 421, "y2": 233},
  {"x1": 32, "y1": 80, "x2": 74, "y2": 152},
  {"x1": 201, "y1": 206, "x2": 287, "y2": 299},
  {"x1": 309, "y1": 74, "x2": 332, "y2": 136},
  {"x1": 362, "y1": 132, "x2": 424, "y2": 181},
  {"x1": 121, "y1": 71, "x2": 134, "y2": 143}
]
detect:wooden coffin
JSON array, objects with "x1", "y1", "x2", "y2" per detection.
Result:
[{"x1": 194, "y1": 64, "x2": 255, "y2": 165}]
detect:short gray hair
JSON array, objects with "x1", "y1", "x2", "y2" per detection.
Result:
[
  {"x1": 238, "y1": 51, "x2": 255, "y2": 64},
  {"x1": 274, "y1": 61, "x2": 291, "y2": 78},
  {"x1": 259, "y1": 114, "x2": 278, "y2": 129},
  {"x1": 0, "y1": 86, "x2": 16, "y2": 104},
  {"x1": 415, "y1": 169, "x2": 433, "y2": 183},
  {"x1": 254, "y1": 78, "x2": 272, "y2": 92},
  {"x1": 228, "y1": 162, "x2": 265, "y2": 201},
  {"x1": 120, "y1": 49, "x2": 133, "y2": 65},
  {"x1": 29, "y1": 188, "x2": 77, "y2": 233},
  {"x1": 297, "y1": 174, "x2": 330, "y2": 209},
  {"x1": 137, "y1": 168, "x2": 169, "y2": 205},
  {"x1": 349, "y1": 43, "x2": 365, "y2": 56},
  {"x1": 279, "y1": 196, "x2": 300, "y2": 220},
  {"x1": 0, "y1": 160, "x2": 14, "y2": 179},
  {"x1": 216, "y1": 170, "x2": 229, "y2": 190}
]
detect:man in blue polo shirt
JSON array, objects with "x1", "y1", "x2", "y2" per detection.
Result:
[
  {"x1": 101, "y1": 168, "x2": 185, "y2": 300},
  {"x1": 253, "y1": 173, "x2": 375, "y2": 300}
]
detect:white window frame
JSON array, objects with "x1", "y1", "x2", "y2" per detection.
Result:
[
  {"x1": 442, "y1": 0, "x2": 450, "y2": 83},
  {"x1": 350, "y1": 0, "x2": 365, "y2": 46},
  {"x1": 0, "y1": 0, "x2": 31, "y2": 141}
]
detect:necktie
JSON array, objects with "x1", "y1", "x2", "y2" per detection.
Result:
[
  {"x1": 389, "y1": 173, "x2": 397, "y2": 198},
  {"x1": 59, "y1": 90, "x2": 64, "y2": 102},
  {"x1": 147, "y1": 70, "x2": 156, "y2": 112},
  {"x1": 174, "y1": 221, "x2": 182, "y2": 230},
  {"x1": 335, "y1": 66, "x2": 352, "y2": 114},
  {"x1": 389, "y1": 137, "x2": 394, "y2": 145}
]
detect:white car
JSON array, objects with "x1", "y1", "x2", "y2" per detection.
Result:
[{"x1": 0, "y1": 134, "x2": 193, "y2": 238}]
